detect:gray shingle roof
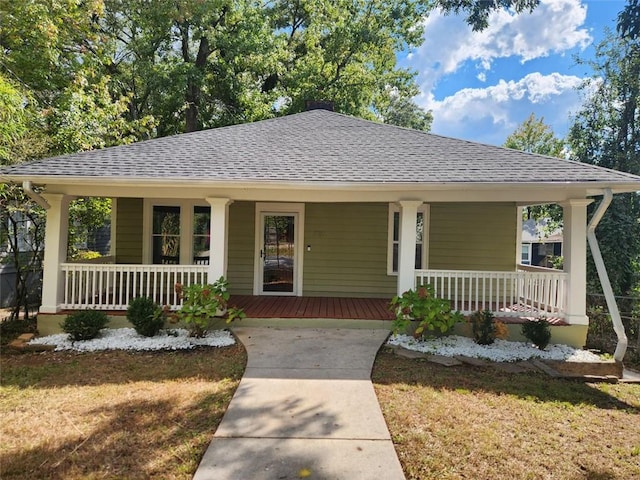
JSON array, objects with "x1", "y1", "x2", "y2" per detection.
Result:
[{"x1": 2, "y1": 109, "x2": 640, "y2": 186}]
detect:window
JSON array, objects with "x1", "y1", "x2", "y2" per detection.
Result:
[
  {"x1": 192, "y1": 206, "x2": 211, "y2": 264},
  {"x1": 521, "y1": 243, "x2": 531, "y2": 265},
  {"x1": 537, "y1": 243, "x2": 554, "y2": 256},
  {"x1": 148, "y1": 202, "x2": 212, "y2": 265},
  {"x1": 388, "y1": 204, "x2": 429, "y2": 275},
  {"x1": 152, "y1": 206, "x2": 180, "y2": 264}
]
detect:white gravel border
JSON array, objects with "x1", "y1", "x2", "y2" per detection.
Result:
[
  {"x1": 28, "y1": 328, "x2": 236, "y2": 352},
  {"x1": 387, "y1": 334, "x2": 602, "y2": 363}
]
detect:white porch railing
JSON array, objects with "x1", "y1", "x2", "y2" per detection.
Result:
[
  {"x1": 415, "y1": 268, "x2": 568, "y2": 318},
  {"x1": 61, "y1": 263, "x2": 209, "y2": 310}
]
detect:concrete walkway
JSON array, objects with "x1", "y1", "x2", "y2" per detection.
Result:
[{"x1": 193, "y1": 327, "x2": 404, "y2": 480}]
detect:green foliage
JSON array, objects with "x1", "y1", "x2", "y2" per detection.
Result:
[
  {"x1": 389, "y1": 284, "x2": 463, "y2": 339},
  {"x1": 60, "y1": 310, "x2": 110, "y2": 341},
  {"x1": 45, "y1": 72, "x2": 156, "y2": 155},
  {"x1": 468, "y1": 310, "x2": 508, "y2": 345},
  {"x1": 504, "y1": 113, "x2": 565, "y2": 157},
  {"x1": 175, "y1": 277, "x2": 245, "y2": 337},
  {"x1": 504, "y1": 113, "x2": 565, "y2": 232},
  {"x1": 568, "y1": 14, "x2": 640, "y2": 296},
  {"x1": 379, "y1": 92, "x2": 433, "y2": 131},
  {"x1": 0, "y1": 184, "x2": 46, "y2": 321},
  {"x1": 127, "y1": 297, "x2": 166, "y2": 337},
  {"x1": 68, "y1": 197, "x2": 112, "y2": 257},
  {"x1": 434, "y1": 0, "x2": 540, "y2": 31},
  {"x1": 70, "y1": 251, "x2": 103, "y2": 261},
  {"x1": 521, "y1": 318, "x2": 552, "y2": 350}
]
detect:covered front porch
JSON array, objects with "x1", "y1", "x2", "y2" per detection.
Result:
[{"x1": 56, "y1": 261, "x2": 569, "y2": 322}]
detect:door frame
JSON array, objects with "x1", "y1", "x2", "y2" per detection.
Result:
[{"x1": 253, "y1": 202, "x2": 305, "y2": 296}]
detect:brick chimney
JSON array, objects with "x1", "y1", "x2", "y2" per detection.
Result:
[{"x1": 305, "y1": 100, "x2": 335, "y2": 111}]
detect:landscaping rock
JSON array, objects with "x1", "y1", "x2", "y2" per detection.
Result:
[
  {"x1": 21, "y1": 343, "x2": 56, "y2": 352},
  {"x1": 493, "y1": 362, "x2": 536, "y2": 374},
  {"x1": 620, "y1": 368, "x2": 640, "y2": 384},
  {"x1": 455, "y1": 355, "x2": 490, "y2": 367},
  {"x1": 531, "y1": 360, "x2": 562, "y2": 377},
  {"x1": 7, "y1": 339, "x2": 24, "y2": 350},
  {"x1": 395, "y1": 347, "x2": 429, "y2": 360},
  {"x1": 6, "y1": 334, "x2": 55, "y2": 352},
  {"x1": 426, "y1": 354, "x2": 463, "y2": 366},
  {"x1": 543, "y1": 359, "x2": 623, "y2": 378}
]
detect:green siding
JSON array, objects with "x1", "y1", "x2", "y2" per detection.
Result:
[
  {"x1": 227, "y1": 201, "x2": 255, "y2": 295},
  {"x1": 115, "y1": 198, "x2": 143, "y2": 264},
  {"x1": 303, "y1": 203, "x2": 396, "y2": 297},
  {"x1": 429, "y1": 203, "x2": 517, "y2": 271}
]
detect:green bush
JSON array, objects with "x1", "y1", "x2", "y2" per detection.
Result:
[
  {"x1": 521, "y1": 318, "x2": 552, "y2": 350},
  {"x1": 175, "y1": 277, "x2": 245, "y2": 338},
  {"x1": 127, "y1": 297, "x2": 166, "y2": 337},
  {"x1": 60, "y1": 310, "x2": 109, "y2": 341},
  {"x1": 468, "y1": 310, "x2": 508, "y2": 345},
  {"x1": 389, "y1": 284, "x2": 463, "y2": 339}
]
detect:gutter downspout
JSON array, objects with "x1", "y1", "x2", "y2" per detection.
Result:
[
  {"x1": 586, "y1": 188, "x2": 627, "y2": 362},
  {"x1": 22, "y1": 181, "x2": 50, "y2": 210}
]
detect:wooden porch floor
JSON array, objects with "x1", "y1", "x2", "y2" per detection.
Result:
[
  {"x1": 228, "y1": 295, "x2": 567, "y2": 325},
  {"x1": 229, "y1": 295, "x2": 395, "y2": 320}
]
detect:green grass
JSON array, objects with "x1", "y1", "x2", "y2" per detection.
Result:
[{"x1": 373, "y1": 349, "x2": 640, "y2": 480}]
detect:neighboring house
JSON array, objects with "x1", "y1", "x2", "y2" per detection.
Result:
[
  {"x1": 0, "y1": 212, "x2": 42, "y2": 308},
  {"x1": 521, "y1": 219, "x2": 563, "y2": 268},
  {"x1": 1, "y1": 109, "x2": 640, "y2": 346}
]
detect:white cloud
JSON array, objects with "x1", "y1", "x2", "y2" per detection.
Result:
[
  {"x1": 410, "y1": 0, "x2": 591, "y2": 91},
  {"x1": 420, "y1": 72, "x2": 584, "y2": 145}
]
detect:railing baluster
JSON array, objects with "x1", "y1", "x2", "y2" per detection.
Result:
[{"x1": 413, "y1": 268, "x2": 567, "y2": 318}]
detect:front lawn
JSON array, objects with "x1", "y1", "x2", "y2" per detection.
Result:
[
  {"x1": 373, "y1": 349, "x2": 640, "y2": 480},
  {"x1": 0, "y1": 345, "x2": 246, "y2": 479}
]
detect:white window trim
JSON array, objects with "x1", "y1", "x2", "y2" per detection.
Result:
[
  {"x1": 387, "y1": 203, "x2": 430, "y2": 276},
  {"x1": 143, "y1": 199, "x2": 209, "y2": 265},
  {"x1": 521, "y1": 242, "x2": 532, "y2": 265}
]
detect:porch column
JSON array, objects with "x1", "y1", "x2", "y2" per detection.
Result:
[
  {"x1": 561, "y1": 199, "x2": 593, "y2": 325},
  {"x1": 40, "y1": 194, "x2": 71, "y2": 314},
  {"x1": 397, "y1": 200, "x2": 423, "y2": 295},
  {"x1": 206, "y1": 197, "x2": 232, "y2": 282}
]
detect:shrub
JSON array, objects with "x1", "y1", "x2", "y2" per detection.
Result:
[
  {"x1": 127, "y1": 297, "x2": 166, "y2": 337},
  {"x1": 389, "y1": 284, "x2": 463, "y2": 339},
  {"x1": 521, "y1": 318, "x2": 552, "y2": 350},
  {"x1": 468, "y1": 310, "x2": 508, "y2": 345},
  {"x1": 60, "y1": 310, "x2": 109, "y2": 341},
  {"x1": 175, "y1": 277, "x2": 245, "y2": 338}
]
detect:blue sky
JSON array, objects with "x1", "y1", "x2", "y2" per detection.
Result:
[{"x1": 403, "y1": 0, "x2": 625, "y2": 146}]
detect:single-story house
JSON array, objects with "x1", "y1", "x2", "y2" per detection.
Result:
[
  {"x1": 2, "y1": 109, "x2": 639, "y2": 347},
  {"x1": 521, "y1": 219, "x2": 563, "y2": 268}
]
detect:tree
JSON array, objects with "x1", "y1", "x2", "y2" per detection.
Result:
[
  {"x1": 0, "y1": 2, "x2": 154, "y2": 320},
  {"x1": 379, "y1": 91, "x2": 433, "y2": 131},
  {"x1": 568, "y1": 3, "x2": 640, "y2": 297},
  {"x1": 504, "y1": 113, "x2": 565, "y2": 233},
  {"x1": 89, "y1": 0, "x2": 541, "y2": 134},
  {"x1": 0, "y1": 185, "x2": 46, "y2": 321},
  {"x1": 504, "y1": 113, "x2": 564, "y2": 157},
  {"x1": 434, "y1": 0, "x2": 540, "y2": 31}
]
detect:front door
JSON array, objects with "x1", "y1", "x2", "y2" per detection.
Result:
[{"x1": 256, "y1": 206, "x2": 301, "y2": 295}]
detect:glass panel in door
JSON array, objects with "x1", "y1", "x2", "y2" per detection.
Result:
[{"x1": 262, "y1": 215, "x2": 295, "y2": 293}]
